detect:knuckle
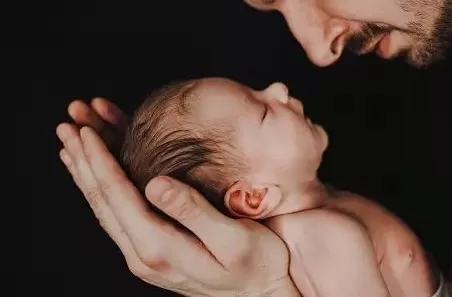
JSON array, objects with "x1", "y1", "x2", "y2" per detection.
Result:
[
  {"x1": 96, "y1": 215, "x2": 111, "y2": 233},
  {"x1": 142, "y1": 254, "x2": 171, "y2": 272},
  {"x1": 84, "y1": 188, "x2": 103, "y2": 210},
  {"x1": 176, "y1": 201, "x2": 201, "y2": 223},
  {"x1": 98, "y1": 178, "x2": 112, "y2": 198},
  {"x1": 128, "y1": 262, "x2": 150, "y2": 280},
  {"x1": 164, "y1": 190, "x2": 201, "y2": 222},
  {"x1": 137, "y1": 247, "x2": 171, "y2": 272}
]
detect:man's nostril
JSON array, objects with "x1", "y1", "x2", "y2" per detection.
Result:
[{"x1": 330, "y1": 27, "x2": 349, "y2": 57}]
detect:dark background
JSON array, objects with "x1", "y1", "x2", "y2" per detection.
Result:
[{"x1": 21, "y1": 0, "x2": 451, "y2": 296}]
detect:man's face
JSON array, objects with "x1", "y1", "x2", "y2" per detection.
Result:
[{"x1": 245, "y1": 0, "x2": 451, "y2": 68}]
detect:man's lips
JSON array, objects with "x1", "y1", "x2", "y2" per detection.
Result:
[{"x1": 356, "y1": 34, "x2": 387, "y2": 55}]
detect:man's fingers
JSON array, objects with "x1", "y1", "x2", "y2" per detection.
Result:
[
  {"x1": 145, "y1": 176, "x2": 250, "y2": 266},
  {"x1": 60, "y1": 154, "x2": 159, "y2": 284},
  {"x1": 68, "y1": 100, "x2": 118, "y2": 147},
  {"x1": 57, "y1": 125, "x2": 152, "y2": 273},
  {"x1": 56, "y1": 123, "x2": 89, "y2": 181},
  {"x1": 57, "y1": 124, "x2": 118, "y2": 235},
  {"x1": 59, "y1": 148, "x2": 74, "y2": 176},
  {"x1": 79, "y1": 126, "x2": 224, "y2": 279},
  {"x1": 164, "y1": 229, "x2": 229, "y2": 285},
  {"x1": 79, "y1": 127, "x2": 175, "y2": 252},
  {"x1": 68, "y1": 100, "x2": 107, "y2": 133},
  {"x1": 91, "y1": 97, "x2": 128, "y2": 131},
  {"x1": 57, "y1": 123, "x2": 104, "y2": 210},
  {"x1": 59, "y1": 148, "x2": 82, "y2": 188},
  {"x1": 58, "y1": 124, "x2": 226, "y2": 291}
]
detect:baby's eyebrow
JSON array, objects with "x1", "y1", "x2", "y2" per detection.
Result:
[
  {"x1": 240, "y1": 92, "x2": 266, "y2": 122},
  {"x1": 240, "y1": 90, "x2": 258, "y2": 107}
]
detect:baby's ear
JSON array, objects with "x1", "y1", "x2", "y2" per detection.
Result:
[{"x1": 224, "y1": 180, "x2": 282, "y2": 219}]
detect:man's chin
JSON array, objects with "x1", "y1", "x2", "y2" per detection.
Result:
[
  {"x1": 375, "y1": 48, "x2": 437, "y2": 69},
  {"x1": 401, "y1": 52, "x2": 427, "y2": 69},
  {"x1": 401, "y1": 44, "x2": 451, "y2": 69}
]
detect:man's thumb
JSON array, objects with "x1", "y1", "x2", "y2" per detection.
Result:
[
  {"x1": 145, "y1": 176, "x2": 203, "y2": 224},
  {"x1": 145, "y1": 176, "x2": 245, "y2": 265}
]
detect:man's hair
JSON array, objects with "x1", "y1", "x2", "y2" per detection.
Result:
[{"x1": 121, "y1": 79, "x2": 246, "y2": 212}]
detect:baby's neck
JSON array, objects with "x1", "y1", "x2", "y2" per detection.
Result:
[{"x1": 269, "y1": 179, "x2": 331, "y2": 217}]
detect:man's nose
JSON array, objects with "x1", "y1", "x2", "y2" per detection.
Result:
[{"x1": 282, "y1": 7, "x2": 348, "y2": 67}]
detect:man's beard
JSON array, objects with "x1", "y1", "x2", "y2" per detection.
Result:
[
  {"x1": 423, "y1": 0, "x2": 452, "y2": 66},
  {"x1": 345, "y1": 0, "x2": 451, "y2": 68},
  {"x1": 346, "y1": 23, "x2": 392, "y2": 55}
]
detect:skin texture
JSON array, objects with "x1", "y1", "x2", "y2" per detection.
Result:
[
  {"x1": 149, "y1": 77, "x2": 435, "y2": 297},
  {"x1": 244, "y1": 0, "x2": 451, "y2": 67},
  {"x1": 266, "y1": 209, "x2": 391, "y2": 297},
  {"x1": 58, "y1": 101, "x2": 302, "y2": 297},
  {"x1": 323, "y1": 191, "x2": 437, "y2": 297},
  {"x1": 185, "y1": 78, "x2": 329, "y2": 220},
  {"x1": 57, "y1": 86, "x2": 437, "y2": 296},
  {"x1": 55, "y1": 1, "x2": 452, "y2": 294},
  {"x1": 57, "y1": 122, "x2": 300, "y2": 297}
]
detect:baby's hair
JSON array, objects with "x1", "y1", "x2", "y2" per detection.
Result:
[{"x1": 121, "y1": 79, "x2": 247, "y2": 213}]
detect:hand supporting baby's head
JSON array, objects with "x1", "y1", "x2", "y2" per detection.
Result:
[{"x1": 121, "y1": 78, "x2": 330, "y2": 219}]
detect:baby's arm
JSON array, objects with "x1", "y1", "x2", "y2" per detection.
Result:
[
  {"x1": 378, "y1": 230, "x2": 436, "y2": 297},
  {"x1": 327, "y1": 192, "x2": 438, "y2": 297},
  {"x1": 280, "y1": 209, "x2": 390, "y2": 297}
]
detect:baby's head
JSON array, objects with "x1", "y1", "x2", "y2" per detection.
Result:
[{"x1": 121, "y1": 78, "x2": 329, "y2": 219}]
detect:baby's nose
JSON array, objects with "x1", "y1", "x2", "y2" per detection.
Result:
[{"x1": 263, "y1": 82, "x2": 289, "y2": 104}]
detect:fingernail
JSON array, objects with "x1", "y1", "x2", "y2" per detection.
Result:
[
  {"x1": 80, "y1": 126, "x2": 91, "y2": 142},
  {"x1": 146, "y1": 177, "x2": 173, "y2": 201}
]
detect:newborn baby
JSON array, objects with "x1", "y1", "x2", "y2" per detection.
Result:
[{"x1": 121, "y1": 78, "x2": 445, "y2": 297}]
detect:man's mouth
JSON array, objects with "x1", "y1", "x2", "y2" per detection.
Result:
[{"x1": 356, "y1": 34, "x2": 387, "y2": 55}]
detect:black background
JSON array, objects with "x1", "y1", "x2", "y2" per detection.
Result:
[{"x1": 20, "y1": 0, "x2": 452, "y2": 296}]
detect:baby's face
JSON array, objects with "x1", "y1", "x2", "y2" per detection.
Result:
[{"x1": 193, "y1": 78, "x2": 328, "y2": 187}]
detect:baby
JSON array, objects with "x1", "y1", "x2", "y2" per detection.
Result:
[{"x1": 121, "y1": 77, "x2": 446, "y2": 297}]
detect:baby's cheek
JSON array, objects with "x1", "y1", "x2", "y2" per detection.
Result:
[
  {"x1": 283, "y1": 145, "x2": 319, "y2": 174},
  {"x1": 274, "y1": 152, "x2": 305, "y2": 176}
]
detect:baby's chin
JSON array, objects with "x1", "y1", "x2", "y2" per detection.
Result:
[{"x1": 315, "y1": 124, "x2": 329, "y2": 153}]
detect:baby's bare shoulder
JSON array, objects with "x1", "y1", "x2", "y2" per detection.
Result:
[
  {"x1": 275, "y1": 209, "x2": 384, "y2": 295},
  {"x1": 282, "y1": 208, "x2": 365, "y2": 230},
  {"x1": 273, "y1": 208, "x2": 370, "y2": 248}
]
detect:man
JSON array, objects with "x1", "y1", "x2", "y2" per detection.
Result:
[
  {"x1": 56, "y1": 0, "x2": 451, "y2": 296},
  {"x1": 244, "y1": 0, "x2": 451, "y2": 68}
]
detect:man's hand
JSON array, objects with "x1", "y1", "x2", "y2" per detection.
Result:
[
  {"x1": 56, "y1": 98, "x2": 299, "y2": 297},
  {"x1": 66, "y1": 97, "x2": 128, "y2": 151}
]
